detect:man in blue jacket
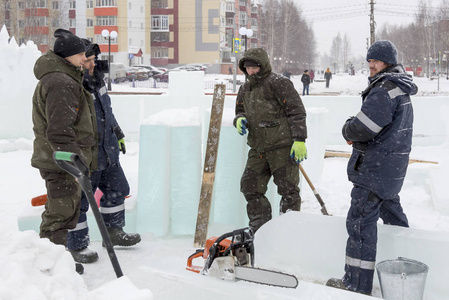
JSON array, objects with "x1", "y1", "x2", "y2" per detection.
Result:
[
  {"x1": 326, "y1": 40, "x2": 418, "y2": 295},
  {"x1": 67, "y1": 40, "x2": 141, "y2": 264}
]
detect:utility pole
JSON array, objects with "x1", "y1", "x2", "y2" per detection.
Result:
[{"x1": 370, "y1": 0, "x2": 375, "y2": 45}]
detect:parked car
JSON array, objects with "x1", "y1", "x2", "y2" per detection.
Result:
[
  {"x1": 125, "y1": 67, "x2": 150, "y2": 81},
  {"x1": 108, "y1": 63, "x2": 127, "y2": 82},
  {"x1": 135, "y1": 65, "x2": 165, "y2": 77},
  {"x1": 171, "y1": 65, "x2": 200, "y2": 71},
  {"x1": 153, "y1": 71, "x2": 170, "y2": 82},
  {"x1": 186, "y1": 64, "x2": 208, "y2": 72}
]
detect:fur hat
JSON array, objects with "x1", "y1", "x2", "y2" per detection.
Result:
[
  {"x1": 366, "y1": 40, "x2": 398, "y2": 65},
  {"x1": 243, "y1": 60, "x2": 260, "y2": 68},
  {"x1": 53, "y1": 29, "x2": 85, "y2": 58}
]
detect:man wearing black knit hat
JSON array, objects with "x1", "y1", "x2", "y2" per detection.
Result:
[
  {"x1": 326, "y1": 40, "x2": 418, "y2": 295},
  {"x1": 31, "y1": 28, "x2": 98, "y2": 275},
  {"x1": 233, "y1": 48, "x2": 307, "y2": 233}
]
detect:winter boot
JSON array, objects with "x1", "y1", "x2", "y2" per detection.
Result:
[
  {"x1": 69, "y1": 247, "x2": 99, "y2": 264},
  {"x1": 325, "y1": 278, "x2": 372, "y2": 296},
  {"x1": 105, "y1": 227, "x2": 141, "y2": 247},
  {"x1": 75, "y1": 263, "x2": 84, "y2": 275}
]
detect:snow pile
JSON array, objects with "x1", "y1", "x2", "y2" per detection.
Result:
[{"x1": 0, "y1": 229, "x2": 153, "y2": 300}]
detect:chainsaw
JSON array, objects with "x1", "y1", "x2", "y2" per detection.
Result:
[{"x1": 186, "y1": 228, "x2": 298, "y2": 288}]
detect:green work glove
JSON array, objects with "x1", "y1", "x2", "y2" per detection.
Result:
[
  {"x1": 236, "y1": 117, "x2": 248, "y2": 136},
  {"x1": 118, "y1": 138, "x2": 126, "y2": 154},
  {"x1": 290, "y1": 141, "x2": 307, "y2": 163}
]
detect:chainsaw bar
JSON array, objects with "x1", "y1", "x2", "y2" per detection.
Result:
[{"x1": 235, "y1": 266, "x2": 298, "y2": 288}]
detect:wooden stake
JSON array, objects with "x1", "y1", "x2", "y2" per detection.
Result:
[{"x1": 193, "y1": 84, "x2": 226, "y2": 247}]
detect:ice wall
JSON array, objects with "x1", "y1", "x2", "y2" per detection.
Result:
[{"x1": 0, "y1": 25, "x2": 41, "y2": 139}]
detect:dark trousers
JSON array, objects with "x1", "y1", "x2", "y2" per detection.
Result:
[
  {"x1": 302, "y1": 85, "x2": 309, "y2": 95},
  {"x1": 39, "y1": 170, "x2": 82, "y2": 246},
  {"x1": 343, "y1": 186, "x2": 409, "y2": 294},
  {"x1": 240, "y1": 147, "x2": 301, "y2": 232},
  {"x1": 66, "y1": 162, "x2": 129, "y2": 250}
]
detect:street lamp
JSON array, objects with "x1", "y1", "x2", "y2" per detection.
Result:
[
  {"x1": 101, "y1": 29, "x2": 118, "y2": 91},
  {"x1": 238, "y1": 27, "x2": 253, "y2": 52}
]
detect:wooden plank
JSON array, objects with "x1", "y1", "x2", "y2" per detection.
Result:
[
  {"x1": 193, "y1": 84, "x2": 226, "y2": 247},
  {"x1": 325, "y1": 151, "x2": 438, "y2": 164}
]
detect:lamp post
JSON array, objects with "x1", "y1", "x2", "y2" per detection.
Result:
[
  {"x1": 101, "y1": 29, "x2": 118, "y2": 91},
  {"x1": 238, "y1": 27, "x2": 253, "y2": 52}
]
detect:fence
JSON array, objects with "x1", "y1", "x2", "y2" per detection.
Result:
[{"x1": 113, "y1": 78, "x2": 240, "y2": 91}]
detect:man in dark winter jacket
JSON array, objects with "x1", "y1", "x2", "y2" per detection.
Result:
[
  {"x1": 67, "y1": 40, "x2": 141, "y2": 264},
  {"x1": 301, "y1": 70, "x2": 311, "y2": 95},
  {"x1": 32, "y1": 29, "x2": 97, "y2": 274},
  {"x1": 326, "y1": 40, "x2": 418, "y2": 295},
  {"x1": 234, "y1": 48, "x2": 307, "y2": 233}
]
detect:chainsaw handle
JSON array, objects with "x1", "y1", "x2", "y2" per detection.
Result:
[
  {"x1": 186, "y1": 249, "x2": 204, "y2": 273},
  {"x1": 52, "y1": 151, "x2": 89, "y2": 179}
]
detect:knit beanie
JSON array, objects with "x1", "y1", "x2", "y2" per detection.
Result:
[
  {"x1": 53, "y1": 29, "x2": 85, "y2": 58},
  {"x1": 366, "y1": 40, "x2": 398, "y2": 65},
  {"x1": 82, "y1": 38, "x2": 101, "y2": 58}
]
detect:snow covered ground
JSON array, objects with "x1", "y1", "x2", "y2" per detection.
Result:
[{"x1": 1, "y1": 29, "x2": 449, "y2": 299}]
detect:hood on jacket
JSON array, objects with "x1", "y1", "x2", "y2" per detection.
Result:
[
  {"x1": 238, "y1": 48, "x2": 272, "y2": 80},
  {"x1": 34, "y1": 50, "x2": 83, "y2": 83},
  {"x1": 369, "y1": 64, "x2": 418, "y2": 96}
]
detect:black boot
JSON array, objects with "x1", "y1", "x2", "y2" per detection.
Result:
[
  {"x1": 75, "y1": 263, "x2": 84, "y2": 275},
  {"x1": 105, "y1": 227, "x2": 141, "y2": 247},
  {"x1": 326, "y1": 278, "x2": 372, "y2": 296},
  {"x1": 69, "y1": 247, "x2": 99, "y2": 264}
]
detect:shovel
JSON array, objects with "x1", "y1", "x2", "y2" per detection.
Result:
[{"x1": 53, "y1": 151, "x2": 123, "y2": 278}]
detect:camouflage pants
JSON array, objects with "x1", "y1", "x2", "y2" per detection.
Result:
[
  {"x1": 39, "y1": 170, "x2": 82, "y2": 246},
  {"x1": 241, "y1": 146, "x2": 301, "y2": 232}
]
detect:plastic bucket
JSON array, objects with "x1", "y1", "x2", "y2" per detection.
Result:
[{"x1": 376, "y1": 257, "x2": 429, "y2": 300}]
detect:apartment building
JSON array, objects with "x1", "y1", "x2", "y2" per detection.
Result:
[{"x1": 1, "y1": 0, "x2": 261, "y2": 73}]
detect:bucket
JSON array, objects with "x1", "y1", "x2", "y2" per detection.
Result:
[{"x1": 376, "y1": 257, "x2": 429, "y2": 300}]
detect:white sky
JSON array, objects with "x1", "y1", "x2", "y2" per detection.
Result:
[{"x1": 295, "y1": 0, "x2": 431, "y2": 59}]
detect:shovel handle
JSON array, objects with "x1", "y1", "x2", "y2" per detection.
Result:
[{"x1": 52, "y1": 151, "x2": 89, "y2": 179}]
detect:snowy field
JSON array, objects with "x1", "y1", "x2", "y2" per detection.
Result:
[
  {"x1": 1, "y1": 31, "x2": 449, "y2": 299},
  {"x1": 1, "y1": 73, "x2": 449, "y2": 299}
]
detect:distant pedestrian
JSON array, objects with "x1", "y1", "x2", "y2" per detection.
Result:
[
  {"x1": 229, "y1": 66, "x2": 233, "y2": 75},
  {"x1": 301, "y1": 70, "x2": 311, "y2": 95},
  {"x1": 309, "y1": 70, "x2": 315, "y2": 83},
  {"x1": 324, "y1": 68, "x2": 332, "y2": 88},
  {"x1": 283, "y1": 69, "x2": 292, "y2": 79}
]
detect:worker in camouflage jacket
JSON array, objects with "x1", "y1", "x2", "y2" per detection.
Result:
[
  {"x1": 326, "y1": 40, "x2": 418, "y2": 295},
  {"x1": 31, "y1": 29, "x2": 97, "y2": 274},
  {"x1": 233, "y1": 48, "x2": 307, "y2": 233}
]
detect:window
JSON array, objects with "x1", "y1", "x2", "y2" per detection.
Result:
[
  {"x1": 87, "y1": 37, "x2": 94, "y2": 42},
  {"x1": 129, "y1": 20, "x2": 132, "y2": 29},
  {"x1": 52, "y1": 18, "x2": 59, "y2": 27},
  {"x1": 151, "y1": 15, "x2": 169, "y2": 31},
  {"x1": 70, "y1": 1, "x2": 76, "y2": 8},
  {"x1": 96, "y1": 16, "x2": 117, "y2": 26},
  {"x1": 18, "y1": 2, "x2": 25, "y2": 9},
  {"x1": 152, "y1": 0, "x2": 168, "y2": 8},
  {"x1": 141, "y1": 23, "x2": 144, "y2": 30},
  {"x1": 225, "y1": 3, "x2": 234, "y2": 12},
  {"x1": 87, "y1": 0, "x2": 93, "y2": 8},
  {"x1": 33, "y1": 16, "x2": 48, "y2": 26},
  {"x1": 52, "y1": 1, "x2": 58, "y2": 9},
  {"x1": 239, "y1": 12, "x2": 247, "y2": 26},
  {"x1": 151, "y1": 47, "x2": 168, "y2": 58},
  {"x1": 96, "y1": 0, "x2": 116, "y2": 7},
  {"x1": 129, "y1": 2, "x2": 131, "y2": 9},
  {"x1": 226, "y1": 18, "x2": 234, "y2": 27},
  {"x1": 69, "y1": 18, "x2": 76, "y2": 27},
  {"x1": 18, "y1": 20, "x2": 25, "y2": 28},
  {"x1": 129, "y1": 38, "x2": 132, "y2": 45},
  {"x1": 251, "y1": 18, "x2": 258, "y2": 27},
  {"x1": 87, "y1": 19, "x2": 94, "y2": 27},
  {"x1": 151, "y1": 32, "x2": 169, "y2": 42},
  {"x1": 35, "y1": 0, "x2": 47, "y2": 8},
  {"x1": 95, "y1": 34, "x2": 117, "y2": 44}
]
